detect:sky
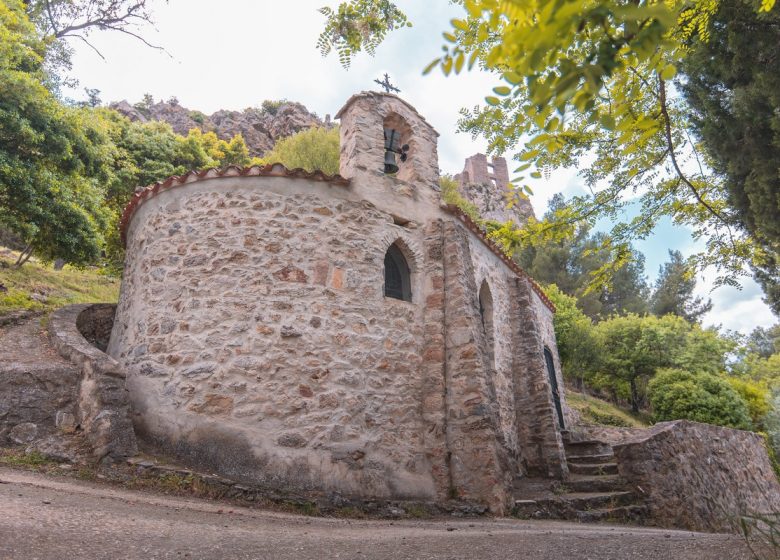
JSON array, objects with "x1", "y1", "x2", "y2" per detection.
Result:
[{"x1": 61, "y1": 0, "x2": 776, "y2": 334}]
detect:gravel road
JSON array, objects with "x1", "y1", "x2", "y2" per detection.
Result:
[{"x1": 0, "y1": 467, "x2": 755, "y2": 560}]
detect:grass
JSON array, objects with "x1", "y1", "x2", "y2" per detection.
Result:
[
  {"x1": 566, "y1": 389, "x2": 651, "y2": 428},
  {"x1": 0, "y1": 449, "x2": 58, "y2": 469},
  {"x1": 0, "y1": 247, "x2": 119, "y2": 316}
]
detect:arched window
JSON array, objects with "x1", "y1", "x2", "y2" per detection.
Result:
[
  {"x1": 384, "y1": 243, "x2": 412, "y2": 301},
  {"x1": 479, "y1": 280, "x2": 495, "y2": 367}
]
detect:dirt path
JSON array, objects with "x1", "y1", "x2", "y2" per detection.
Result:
[{"x1": 0, "y1": 467, "x2": 754, "y2": 560}]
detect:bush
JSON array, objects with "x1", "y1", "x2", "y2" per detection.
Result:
[
  {"x1": 262, "y1": 126, "x2": 339, "y2": 175},
  {"x1": 648, "y1": 368, "x2": 753, "y2": 430}
]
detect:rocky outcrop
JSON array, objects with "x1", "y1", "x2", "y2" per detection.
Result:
[{"x1": 109, "y1": 99, "x2": 328, "y2": 157}]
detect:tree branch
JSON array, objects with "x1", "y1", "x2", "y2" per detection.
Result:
[{"x1": 658, "y1": 76, "x2": 733, "y2": 230}]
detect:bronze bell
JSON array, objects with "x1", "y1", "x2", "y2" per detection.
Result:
[
  {"x1": 384, "y1": 150, "x2": 399, "y2": 174},
  {"x1": 384, "y1": 127, "x2": 400, "y2": 174}
]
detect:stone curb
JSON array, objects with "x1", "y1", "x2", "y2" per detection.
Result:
[{"x1": 48, "y1": 304, "x2": 138, "y2": 461}]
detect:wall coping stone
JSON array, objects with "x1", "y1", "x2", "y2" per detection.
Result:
[
  {"x1": 119, "y1": 163, "x2": 350, "y2": 246},
  {"x1": 48, "y1": 304, "x2": 138, "y2": 460}
]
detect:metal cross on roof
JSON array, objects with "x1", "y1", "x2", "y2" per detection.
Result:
[{"x1": 374, "y1": 73, "x2": 400, "y2": 94}]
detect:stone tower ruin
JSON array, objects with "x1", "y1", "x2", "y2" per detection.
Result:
[{"x1": 455, "y1": 153, "x2": 535, "y2": 227}]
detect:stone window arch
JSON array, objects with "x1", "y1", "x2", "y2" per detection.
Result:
[
  {"x1": 479, "y1": 280, "x2": 495, "y2": 368},
  {"x1": 384, "y1": 243, "x2": 412, "y2": 302}
]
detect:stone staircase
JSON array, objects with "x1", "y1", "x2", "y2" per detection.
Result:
[{"x1": 513, "y1": 434, "x2": 648, "y2": 523}]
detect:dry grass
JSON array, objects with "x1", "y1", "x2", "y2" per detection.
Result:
[
  {"x1": 566, "y1": 390, "x2": 651, "y2": 428},
  {"x1": 0, "y1": 247, "x2": 119, "y2": 316}
]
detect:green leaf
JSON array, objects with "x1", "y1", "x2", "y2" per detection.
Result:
[
  {"x1": 493, "y1": 86, "x2": 512, "y2": 96},
  {"x1": 454, "y1": 51, "x2": 465, "y2": 73},
  {"x1": 660, "y1": 64, "x2": 677, "y2": 81},
  {"x1": 451, "y1": 18, "x2": 469, "y2": 31},
  {"x1": 422, "y1": 58, "x2": 440, "y2": 75},
  {"x1": 485, "y1": 96, "x2": 500, "y2": 106}
]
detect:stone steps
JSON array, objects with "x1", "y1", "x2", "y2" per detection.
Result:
[
  {"x1": 575, "y1": 504, "x2": 649, "y2": 523},
  {"x1": 567, "y1": 452, "x2": 614, "y2": 465},
  {"x1": 568, "y1": 462, "x2": 619, "y2": 476},
  {"x1": 563, "y1": 439, "x2": 613, "y2": 456},
  {"x1": 513, "y1": 491, "x2": 639, "y2": 520},
  {"x1": 566, "y1": 474, "x2": 628, "y2": 493}
]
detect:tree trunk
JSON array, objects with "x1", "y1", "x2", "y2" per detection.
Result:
[
  {"x1": 14, "y1": 244, "x2": 33, "y2": 267},
  {"x1": 629, "y1": 378, "x2": 640, "y2": 413}
]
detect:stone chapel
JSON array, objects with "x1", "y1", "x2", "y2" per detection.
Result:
[{"x1": 109, "y1": 91, "x2": 572, "y2": 513}]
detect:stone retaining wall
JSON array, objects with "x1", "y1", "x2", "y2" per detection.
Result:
[
  {"x1": 613, "y1": 420, "x2": 780, "y2": 533},
  {"x1": 48, "y1": 304, "x2": 137, "y2": 460}
]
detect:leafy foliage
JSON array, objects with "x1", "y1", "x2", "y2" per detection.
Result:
[
  {"x1": 319, "y1": 0, "x2": 777, "y2": 302},
  {"x1": 260, "y1": 126, "x2": 340, "y2": 175},
  {"x1": 317, "y1": 0, "x2": 410, "y2": 68},
  {"x1": 515, "y1": 195, "x2": 649, "y2": 320},
  {"x1": 727, "y1": 377, "x2": 771, "y2": 430},
  {"x1": 680, "y1": 0, "x2": 780, "y2": 313},
  {"x1": 439, "y1": 174, "x2": 482, "y2": 223},
  {"x1": 650, "y1": 249, "x2": 712, "y2": 323},
  {"x1": 0, "y1": 0, "x2": 112, "y2": 265},
  {"x1": 25, "y1": 0, "x2": 165, "y2": 57},
  {"x1": 543, "y1": 284, "x2": 601, "y2": 387},
  {"x1": 649, "y1": 368, "x2": 753, "y2": 430}
]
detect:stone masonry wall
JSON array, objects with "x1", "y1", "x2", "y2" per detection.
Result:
[
  {"x1": 463, "y1": 233, "x2": 568, "y2": 479},
  {"x1": 614, "y1": 420, "x2": 780, "y2": 533},
  {"x1": 111, "y1": 179, "x2": 437, "y2": 499},
  {"x1": 110, "y1": 91, "x2": 569, "y2": 509},
  {"x1": 441, "y1": 221, "x2": 514, "y2": 513}
]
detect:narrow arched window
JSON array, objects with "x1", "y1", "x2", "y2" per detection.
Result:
[
  {"x1": 384, "y1": 244, "x2": 412, "y2": 301},
  {"x1": 479, "y1": 280, "x2": 495, "y2": 368}
]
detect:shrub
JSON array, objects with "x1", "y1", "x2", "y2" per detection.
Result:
[{"x1": 648, "y1": 368, "x2": 753, "y2": 430}]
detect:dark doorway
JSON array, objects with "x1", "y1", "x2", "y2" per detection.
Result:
[{"x1": 544, "y1": 347, "x2": 565, "y2": 430}]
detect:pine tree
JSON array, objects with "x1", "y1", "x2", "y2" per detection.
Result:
[{"x1": 650, "y1": 250, "x2": 712, "y2": 323}]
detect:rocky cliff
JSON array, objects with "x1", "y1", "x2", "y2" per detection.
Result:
[{"x1": 109, "y1": 99, "x2": 329, "y2": 157}]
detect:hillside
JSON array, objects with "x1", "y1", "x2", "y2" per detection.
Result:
[
  {"x1": 0, "y1": 248, "x2": 119, "y2": 319},
  {"x1": 109, "y1": 98, "x2": 329, "y2": 157}
]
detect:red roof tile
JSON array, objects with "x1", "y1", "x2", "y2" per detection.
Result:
[
  {"x1": 119, "y1": 163, "x2": 350, "y2": 246},
  {"x1": 443, "y1": 204, "x2": 556, "y2": 313}
]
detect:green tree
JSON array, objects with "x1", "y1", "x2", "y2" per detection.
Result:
[
  {"x1": 595, "y1": 314, "x2": 691, "y2": 412},
  {"x1": 261, "y1": 126, "x2": 340, "y2": 175},
  {"x1": 0, "y1": 1, "x2": 112, "y2": 266},
  {"x1": 25, "y1": 0, "x2": 164, "y2": 56},
  {"x1": 319, "y1": 0, "x2": 777, "y2": 303},
  {"x1": 649, "y1": 368, "x2": 753, "y2": 430},
  {"x1": 746, "y1": 325, "x2": 780, "y2": 359},
  {"x1": 650, "y1": 250, "x2": 712, "y2": 323},
  {"x1": 680, "y1": 0, "x2": 780, "y2": 314},
  {"x1": 514, "y1": 195, "x2": 649, "y2": 320},
  {"x1": 543, "y1": 284, "x2": 602, "y2": 388},
  {"x1": 726, "y1": 377, "x2": 771, "y2": 430}
]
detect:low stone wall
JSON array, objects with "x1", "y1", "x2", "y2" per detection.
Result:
[
  {"x1": 613, "y1": 420, "x2": 780, "y2": 533},
  {"x1": 48, "y1": 304, "x2": 137, "y2": 460},
  {"x1": 75, "y1": 304, "x2": 116, "y2": 352}
]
